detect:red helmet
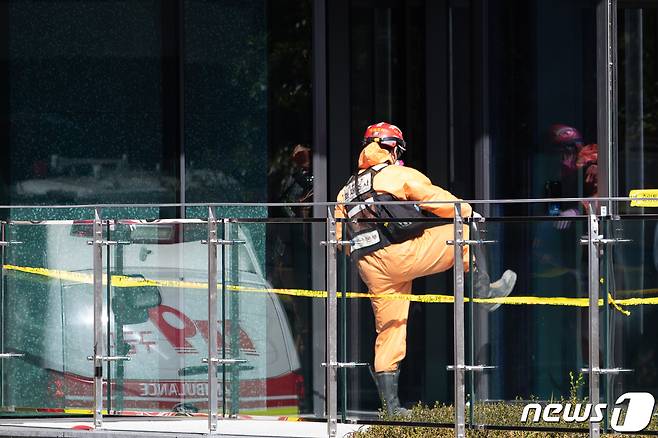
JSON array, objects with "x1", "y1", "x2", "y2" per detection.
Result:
[
  {"x1": 549, "y1": 124, "x2": 583, "y2": 147},
  {"x1": 363, "y1": 122, "x2": 407, "y2": 156}
]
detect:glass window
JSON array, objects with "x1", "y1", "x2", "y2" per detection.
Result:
[
  {"x1": 346, "y1": 0, "x2": 429, "y2": 413},
  {"x1": 183, "y1": 0, "x2": 315, "y2": 419},
  {"x1": 3, "y1": 0, "x2": 313, "y2": 214},
  {"x1": 614, "y1": 5, "x2": 658, "y2": 426},
  {"x1": 475, "y1": 0, "x2": 598, "y2": 405},
  {"x1": 184, "y1": 0, "x2": 266, "y2": 204},
  {"x1": 184, "y1": 0, "x2": 312, "y2": 207},
  {"x1": 483, "y1": 0, "x2": 599, "y2": 212},
  {"x1": 350, "y1": 0, "x2": 426, "y2": 171},
  {"x1": 7, "y1": 1, "x2": 173, "y2": 207},
  {"x1": 618, "y1": 5, "x2": 658, "y2": 201}
]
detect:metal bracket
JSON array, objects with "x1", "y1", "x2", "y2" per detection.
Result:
[
  {"x1": 0, "y1": 353, "x2": 24, "y2": 358},
  {"x1": 202, "y1": 358, "x2": 247, "y2": 365},
  {"x1": 580, "y1": 367, "x2": 633, "y2": 375},
  {"x1": 579, "y1": 236, "x2": 632, "y2": 245},
  {"x1": 320, "y1": 240, "x2": 352, "y2": 246},
  {"x1": 200, "y1": 239, "x2": 246, "y2": 245},
  {"x1": 447, "y1": 365, "x2": 497, "y2": 372},
  {"x1": 446, "y1": 239, "x2": 497, "y2": 246},
  {"x1": 87, "y1": 355, "x2": 131, "y2": 362},
  {"x1": 86, "y1": 240, "x2": 131, "y2": 246},
  {"x1": 321, "y1": 361, "x2": 369, "y2": 369}
]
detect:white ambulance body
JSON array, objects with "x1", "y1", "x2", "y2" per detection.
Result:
[{"x1": 13, "y1": 220, "x2": 302, "y2": 414}]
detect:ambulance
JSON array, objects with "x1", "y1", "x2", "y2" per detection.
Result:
[{"x1": 2, "y1": 219, "x2": 303, "y2": 416}]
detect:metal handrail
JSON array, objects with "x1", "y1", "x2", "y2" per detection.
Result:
[
  {"x1": 5, "y1": 214, "x2": 658, "y2": 225},
  {"x1": 0, "y1": 195, "x2": 655, "y2": 210}
]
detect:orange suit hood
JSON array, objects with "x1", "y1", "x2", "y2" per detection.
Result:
[
  {"x1": 358, "y1": 142, "x2": 394, "y2": 169},
  {"x1": 338, "y1": 142, "x2": 472, "y2": 220}
]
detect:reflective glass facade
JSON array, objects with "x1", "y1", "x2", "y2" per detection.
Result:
[
  {"x1": 1, "y1": 0, "x2": 313, "y2": 209},
  {"x1": 0, "y1": 0, "x2": 656, "y2": 436}
]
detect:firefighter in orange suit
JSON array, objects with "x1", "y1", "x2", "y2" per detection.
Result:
[{"x1": 335, "y1": 122, "x2": 516, "y2": 416}]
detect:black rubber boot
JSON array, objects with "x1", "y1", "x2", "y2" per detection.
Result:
[
  {"x1": 470, "y1": 220, "x2": 517, "y2": 311},
  {"x1": 473, "y1": 268, "x2": 517, "y2": 312},
  {"x1": 371, "y1": 368, "x2": 410, "y2": 417}
]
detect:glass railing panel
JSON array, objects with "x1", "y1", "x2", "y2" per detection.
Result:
[
  {"x1": 184, "y1": 206, "x2": 268, "y2": 222},
  {"x1": 1, "y1": 221, "x2": 98, "y2": 416},
  {"x1": 339, "y1": 215, "x2": 456, "y2": 426},
  {"x1": 5, "y1": 208, "x2": 96, "y2": 222},
  {"x1": 106, "y1": 219, "x2": 209, "y2": 418},
  {"x1": 228, "y1": 219, "x2": 323, "y2": 419},
  {"x1": 469, "y1": 215, "x2": 589, "y2": 431},
  {"x1": 5, "y1": 199, "x2": 657, "y2": 435},
  {"x1": 604, "y1": 214, "x2": 658, "y2": 433}
]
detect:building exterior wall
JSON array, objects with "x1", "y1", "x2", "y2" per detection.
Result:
[{"x1": 0, "y1": 0, "x2": 657, "y2": 421}]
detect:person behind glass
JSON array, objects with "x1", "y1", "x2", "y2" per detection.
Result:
[
  {"x1": 546, "y1": 124, "x2": 598, "y2": 227},
  {"x1": 277, "y1": 144, "x2": 314, "y2": 218},
  {"x1": 335, "y1": 122, "x2": 517, "y2": 416}
]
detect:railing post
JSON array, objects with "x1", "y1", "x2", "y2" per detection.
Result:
[
  {"x1": 0, "y1": 220, "x2": 5, "y2": 408},
  {"x1": 453, "y1": 203, "x2": 466, "y2": 438},
  {"x1": 587, "y1": 204, "x2": 600, "y2": 438},
  {"x1": 326, "y1": 208, "x2": 338, "y2": 438},
  {"x1": 207, "y1": 207, "x2": 219, "y2": 433},
  {"x1": 228, "y1": 219, "x2": 241, "y2": 416},
  {"x1": 92, "y1": 208, "x2": 104, "y2": 428}
]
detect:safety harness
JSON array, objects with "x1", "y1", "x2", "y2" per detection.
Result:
[{"x1": 341, "y1": 164, "x2": 436, "y2": 258}]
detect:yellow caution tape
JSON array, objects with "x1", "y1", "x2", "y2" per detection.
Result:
[
  {"x1": 2, "y1": 264, "x2": 655, "y2": 316},
  {"x1": 629, "y1": 189, "x2": 658, "y2": 207},
  {"x1": 608, "y1": 293, "x2": 630, "y2": 316}
]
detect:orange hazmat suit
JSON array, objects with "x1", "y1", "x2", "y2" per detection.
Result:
[{"x1": 336, "y1": 142, "x2": 471, "y2": 372}]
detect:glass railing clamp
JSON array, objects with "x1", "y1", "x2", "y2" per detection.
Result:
[
  {"x1": 87, "y1": 355, "x2": 131, "y2": 362},
  {"x1": 580, "y1": 367, "x2": 633, "y2": 375},
  {"x1": 321, "y1": 361, "x2": 369, "y2": 369},
  {"x1": 320, "y1": 240, "x2": 352, "y2": 246},
  {"x1": 86, "y1": 240, "x2": 131, "y2": 246},
  {"x1": 0, "y1": 353, "x2": 24, "y2": 358},
  {"x1": 447, "y1": 365, "x2": 497, "y2": 372},
  {"x1": 201, "y1": 357, "x2": 248, "y2": 365},
  {"x1": 579, "y1": 236, "x2": 632, "y2": 245},
  {"x1": 200, "y1": 239, "x2": 246, "y2": 245},
  {"x1": 447, "y1": 239, "x2": 497, "y2": 245}
]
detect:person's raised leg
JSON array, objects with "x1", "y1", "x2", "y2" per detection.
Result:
[{"x1": 406, "y1": 223, "x2": 470, "y2": 279}]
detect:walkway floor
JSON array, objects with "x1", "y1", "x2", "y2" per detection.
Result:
[{"x1": 0, "y1": 417, "x2": 364, "y2": 438}]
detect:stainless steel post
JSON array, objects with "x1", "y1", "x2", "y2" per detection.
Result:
[
  {"x1": 207, "y1": 207, "x2": 219, "y2": 432},
  {"x1": 326, "y1": 209, "x2": 338, "y2": 438},
  {"x1": 228, "y1": 220, "x2": 241, "y2": 416},
  {"x1": 0, "y1": 221, "x2": 5, "y2": 408},
  {"x1": 453, "y1": 204, "x2": 466, "y2": 438},
  {"x1": 588, "y1": 204, "x2": 600, "y2": 438},
  {"x1": 92, "y1": 208, "x2": 104, "y2": 428}
]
